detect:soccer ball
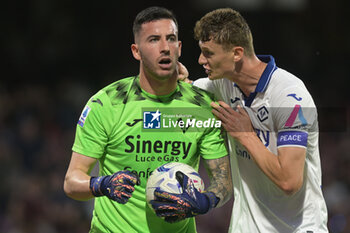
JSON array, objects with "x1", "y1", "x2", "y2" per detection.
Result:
[{"x1": 146, "y1": 162, "x2": 205, "y2": 205}]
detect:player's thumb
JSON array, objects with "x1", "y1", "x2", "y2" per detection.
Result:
[
  {"x1": 133, "y1": 172, "x2": 141, "y2": 185},
  {"x1": 175, "y1": 171, "x2": 188, "y2": 189}
]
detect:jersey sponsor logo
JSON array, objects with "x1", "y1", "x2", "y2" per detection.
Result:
[
  {"x1": 126, "y1": 119, "x2": 142, "y2": 127},
  {"x1": 77, "y1": 106, "x2": 91, "y2": 127},
  {"x1": 287, "y1": 93, "x2": 302, "y2": 101},
  {"x1": 135, "y1": 154, "x2": 180, "y2": 163},
  {"x1": 257, "y1": 106, "x2": 269, "y2": 122},
  {"x1": 124, "y1": 134, "x2": 192, "y2": 160},
  {"x1": 143, "y1": 110, "x2": 161, "y2": 129}
]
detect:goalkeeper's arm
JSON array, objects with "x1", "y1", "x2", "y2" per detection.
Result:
[
  {"x1": 64, "y1": 152, "x2": 140, "y2": 203},
  {"x1": 203, "y1": 155, "x2": 233, "y2": 208}
]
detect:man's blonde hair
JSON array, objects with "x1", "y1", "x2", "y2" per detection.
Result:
[{"x1": 194, "y1": 8, "x2": 254, "y2": 56}]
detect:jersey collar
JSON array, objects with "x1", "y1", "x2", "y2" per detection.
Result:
[
  {"x1": 255, "y1": 55, "x2": 277, "y2": 93},
  {"x1": 235, "y1": 55, "x2": 277, "y2": 107},
  {"x1": 136, "y1": 76, "x2": 181, "y2": 102}
]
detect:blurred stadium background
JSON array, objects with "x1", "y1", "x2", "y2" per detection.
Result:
[{"x1": 1, "y1": 0, "x2": 349, "y2": 232}]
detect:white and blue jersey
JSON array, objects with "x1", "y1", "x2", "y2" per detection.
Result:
[{"x1": 194, "y1": 55, "x2": 328, "y2": 233}]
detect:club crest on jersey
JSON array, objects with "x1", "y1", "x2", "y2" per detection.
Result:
[
  {"x1": 78, "y1": 106, "x2": 91, "y2": 127},
  {"x1": 257, "y1": 106, "x2": 269, "y2": 122},
  {"x1": 143, "y1": 110, "x2": 161, "y2": 129}
]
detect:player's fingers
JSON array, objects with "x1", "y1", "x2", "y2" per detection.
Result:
[
  {"x1": 210, "y1": 101, "x2": 221, "y2": 110},
  {"x1": 153, "y1": 189, "x2": 180, "y2": 203},
  {"x1": 212, "y1": 108, "x2": 229, "y2": 124},
  {"x1": 155, "y1": 206, "x2": 178, "y2": 217},
  {"x1": 114, "y1": 186, "x2": 133, "y2": 197},
  {"x1": 131, "y1": 171, "x2": 141, "y2": 185},
  {"x1": 150, "y1": 201, "x2": 178, "y2": 214},
  {"x1": 119, "y1": 171, "x2": 140, "y2": 186},
  {"x1": 175, "y1": 171, "x2": 190, "y2": 190},
  {"x1": 112, "y1": 173, "x2": 128, "y2": 184},
  {"x1": 155, "y1": 210, "x2": 178, "y2": 218},
  {"x1": 149, "y1": 200, "x2": 169, "y2": 209},
  {"x1": 124, "y1": 175, "x2": 139, "y2": 186},
  {"x1": 217, "y1": 100, "x2": 231, "y2": 109},
  {"x1": 217, "y1": 100, "x2": 240, "y2": 116},
  {"x1": 236, "y1": 105, "x2": 248, "y2": 117},
  {"x1": 115, "y1": 184, "x2": 135, "y2": 194},
  {"x1": 211, "y1": 101, "x2": 235, "y2": 120},
  {"x1": 154, "y1": 205, "x2": 178, "y2": 216},
  {"x1": 110, "y1": 189, "x2": 132, "y2": 203}
]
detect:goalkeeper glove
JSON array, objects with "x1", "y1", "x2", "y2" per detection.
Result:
[
  {"x1": 150, "y1": 171, "x2": 219, "y2": 223},
  {"x1": 90, "y1": 170, "x2": 140, "y2": 204}
]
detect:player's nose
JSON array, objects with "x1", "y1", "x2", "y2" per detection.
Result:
[
  {"x1": 198, "y1": 53, "x2": 206, "y2": 65},
  {"x1": 160, "y1": 39, "x2": 170, "y2": 54}
]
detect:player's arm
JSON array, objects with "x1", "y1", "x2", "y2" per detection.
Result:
[
  {"x1": 64, "y1": 152, "x2": 140, "y2": 203},
  {"x1": 203, "y1": 155, "x2": 232, "y2": 207},
  {"x1": 64, "y1": 152, "x2": 97, "y2": 201},
  {"x1": 234, "y1": 133, "x2": 305, "y2": 195},
  {"x1": 211, "y1": 101, "x2": 305, "y2": 195}
]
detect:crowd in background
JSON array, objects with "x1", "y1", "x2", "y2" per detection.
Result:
[{"x1": 1, "y1": 0, "x2": 349, "y2": 232}]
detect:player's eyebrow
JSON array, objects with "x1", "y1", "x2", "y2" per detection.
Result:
[
  {"x1": 146, "y1": 33, "x2": 177, "y2": 40},
  {"x1": 166, "y1": 33, "x2": 177, "y2": 38},
  {"x1": 146, "y1": 34, "x2": 160, "y2": 40},
  {"x1": 201, "y1": 47, "x2": 213, "y2": 55}
]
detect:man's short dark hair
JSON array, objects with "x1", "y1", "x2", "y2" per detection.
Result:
[{"x1": 133, "y1": 6, "x2": 178, "y2": 37}]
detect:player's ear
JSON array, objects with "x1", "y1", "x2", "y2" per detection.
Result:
[
  {"x1": 131, "y1": 43, "x2": 141, "y2": 61},
  {"x1": 233, "y1": 46, "x2": 244, "y2": 62}
]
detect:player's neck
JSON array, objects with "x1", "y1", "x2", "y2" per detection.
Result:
[
  {"x1": 139, "y1": 72, "x2": 178, "y2": 96},
  {"x1": 232, "y1": 55, "x2": 267, "y2": 97}
]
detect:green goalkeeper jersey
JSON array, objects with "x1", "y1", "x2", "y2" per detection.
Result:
[{"x1": 72, "y1": 76, "x2": 227, "y2": 233}]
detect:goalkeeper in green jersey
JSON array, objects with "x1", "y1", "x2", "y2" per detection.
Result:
[{"x1": 63, "y1": 6, "x2": 232, "y2": 233}]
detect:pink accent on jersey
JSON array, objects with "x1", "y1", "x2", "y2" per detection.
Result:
[{"x1": 285, "y1": 104, "x2": 301, "y2": 127}]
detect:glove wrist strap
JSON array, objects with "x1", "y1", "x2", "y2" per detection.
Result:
[
  {"x1": 204, "y1": 192, "x2": 220, "y2": 210},
  {"x1": 90, "y1": 176, "x2": 109, "y2": 197}
]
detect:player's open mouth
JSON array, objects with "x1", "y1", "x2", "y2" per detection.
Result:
[
  {"x1": 159, "y1": 58, "x2": 172, "y2": 69},
  {"x1": 202, "y1": 65, "x2": 211, "y2": 75}
]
